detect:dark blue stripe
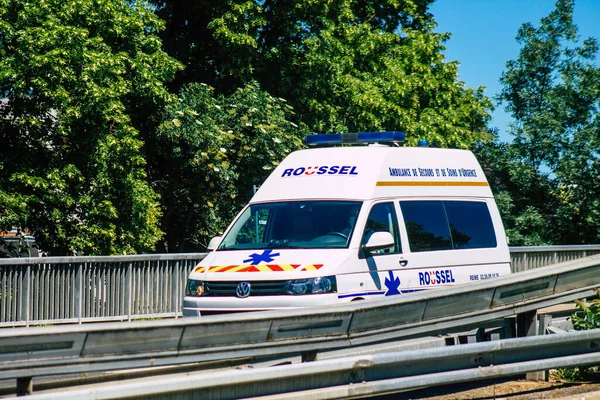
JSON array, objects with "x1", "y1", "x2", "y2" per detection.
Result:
[
  {"x1": 338, "y1": 288, "x2": 425, "y2": 299},
  {"x1": 338, "y1": 291, "x2": 385, "y2": 299}
]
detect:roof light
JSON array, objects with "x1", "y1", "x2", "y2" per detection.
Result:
[
  {"x1": 305, "y1": 131, "x2": 405, "y2": 146},
  {"x1": 417, "y1": 139, "x2": 429, "y2": 147}
]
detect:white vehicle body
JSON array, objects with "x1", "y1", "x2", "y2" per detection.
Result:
[{"x1": 183, "y1": 136, "x2": 511, "y2": 317}]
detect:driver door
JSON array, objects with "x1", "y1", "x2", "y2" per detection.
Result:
[{"x1": 360, "y1": 202, "x2": 407, "y2": 296}]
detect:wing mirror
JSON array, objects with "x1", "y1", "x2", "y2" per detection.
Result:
[
  {"x1": 207, "y1": 236, "x2": 222, "y2": 251},
  {"x1": 361, "y1": 231, "x2": 394, "y2": 258}
]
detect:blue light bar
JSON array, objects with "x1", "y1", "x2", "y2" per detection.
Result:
[{"x1": 305, "y1": 131, "x2": 405, "y2": 146}]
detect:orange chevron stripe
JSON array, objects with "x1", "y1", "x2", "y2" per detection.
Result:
[
  {"x1": 255, "y1": 264, "x2": 273, "y2": 272},
  {"x1": 228, "y1": 265, "x2": 252, "y2": 272},
  {"x1": 302, "y1": 264, "x2": 324, "y2": 271},
  {"x1": 279, "y1": 264, "x2": 298, "y2": 271},
  {"x1": 211, "y1": 265, "x2": 237, "y2": 272},
  {"x1": 194, "y1": 264, "x2": 320, "y2": 272}
]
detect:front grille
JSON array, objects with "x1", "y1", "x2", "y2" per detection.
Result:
[{"x1": 204, "y1": 280, "x2": 287, "y2": 297}]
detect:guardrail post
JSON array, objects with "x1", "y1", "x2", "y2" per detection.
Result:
[
  {"x1": 16, "y1": 376, "x2": 32, "y2": 396},
  {"x1": 516, "y1": 310, "x2": 536, "y2": 339},
  {"x1": 518, "y1": 311, "x2": 551, "y2": 381},
  {"x1": 517, "y1": 310, "x2": 538, "y2": 382},
  {"x1": 301, "y1": 350, "x2": 318, "y2": 362},
  {"x1": 503, "y1": 316, "x2": 516, "y2": 339},
  {"x1": 526, "y1": 314, "x2": 552, "y2": 381},
  {"x1": 539, "y1": 314, "x2": 552, "y2": 334}
]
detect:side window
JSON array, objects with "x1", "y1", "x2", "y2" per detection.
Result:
[
  {"x1": 444, "y1": 201, "x2": 497, "y2": 249},
  {"x1": 400, "y1": 201, "x2": 452, "y2": 252},
  {"x1": 361, "y1": 202, "x2": 401, "y2": 254},
  {"x1": 400, "y1": 200, "x2": 497, "y2": 252}
]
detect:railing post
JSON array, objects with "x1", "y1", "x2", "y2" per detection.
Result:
[
  {"x1": 21, "y1": 264, "x2": 30, "y2": 327},
  {"x1": 75, "y1": 263, "x2": 82, "y2": 324},
  {"x1": 126, "y1": 262, "x2": 132, "y2": 321},
  {"x1": 173, "y1": 260, "x2": 180, "y2": 318}
]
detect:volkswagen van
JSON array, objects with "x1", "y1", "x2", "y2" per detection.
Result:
[{"x1": 183, "y1": 131, "x2": 511, "y2": 316}]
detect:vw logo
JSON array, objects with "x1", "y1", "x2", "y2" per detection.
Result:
[{"x1": 236, "y1": 282, "x2": 251, "y2": 298}]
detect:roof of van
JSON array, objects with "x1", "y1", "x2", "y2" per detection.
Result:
[{"x1": 251, "y1": 145, "x2": 492, "y2": 202}]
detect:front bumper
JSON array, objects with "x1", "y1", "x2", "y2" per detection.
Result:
[{"x1": 182, "y1": 293, "x2": 340, "y2": 317}]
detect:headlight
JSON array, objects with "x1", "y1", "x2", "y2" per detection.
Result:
[
  {"x1": 186, "y1": 279, "x2": 205, "y2": 296},
  {"x1": 283, "y1": 276, "x2": 337, "y2": 295}
]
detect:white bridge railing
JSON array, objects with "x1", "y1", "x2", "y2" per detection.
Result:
[
  {"x1": 510, "y1": 245, "x2": 600, "y2": 272},
  {"x1": 1, "y1": 246, "x2": 600, "y2": 327},
  {"x1": 0, "y1": 254, "x2": 204, "y2": 327}
]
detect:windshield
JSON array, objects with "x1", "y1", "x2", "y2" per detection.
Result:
[{"x1": 218, "y1": 201, "x2": 362, "y2": 250}]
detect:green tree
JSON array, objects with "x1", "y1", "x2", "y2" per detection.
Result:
[
  {"x1": 497, "y1": 0, "x2": 600, "y2": 244},
  {"x1": 0, "y1": 0, "x2": 182, "y2": 255},
  {"x1": 153, "y1": 82, "x2": 307, "y2": 251},
  {"x1": 152, "y1": 0, "x2": 492, "y2": 148},
  {"x1": 473, "y1": 134, "x2": 553, "y2": 246}
]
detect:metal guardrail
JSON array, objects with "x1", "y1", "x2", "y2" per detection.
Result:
[
  {"x1": 2, "y1": 245, "x2": 600, "y2": 327},
  {"x1": 12, "y1": 328, "x2": 600, "y2": 400},
  {"x1": 2, "y1": 254, "x2": 600, "y2": 387}
]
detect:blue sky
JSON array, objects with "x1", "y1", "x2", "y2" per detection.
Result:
[{"x1": 430, "y1": 0, "x2": 600, "y2": 142}]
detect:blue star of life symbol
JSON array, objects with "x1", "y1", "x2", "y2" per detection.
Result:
[
  {"x1": 384, "y1": 270, "x2": 401, "y2": 296},
  {"x1": 243, "y1": 249, "x2": 280, "y2": 264}
]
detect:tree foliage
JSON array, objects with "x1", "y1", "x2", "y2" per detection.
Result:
[
  {"x1": 9, "y1": 0, "x2": 594, "y2": 254},
  {"x1": 153, "y1": 82, "x2": 307, "y2": 251},
  {"x1": 497, "y1": 0, "x2": 600, "y2": 245},
  {"x1": 0, "y1": 0, "x2": 182, "y2": 255},
  {"x1": 473, "y1": 134, "x2": 553, "y2": 246},
  {"x1": 152, "y1": 0, "x2": 493, "y2": 148}
]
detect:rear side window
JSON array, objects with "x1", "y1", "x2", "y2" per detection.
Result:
[
  {"x1": 400, "y1": 201, "x2": 497, "y2": 252},
  {"x1": 444, "y1": 201, "x2": 497, "y2": 249}
]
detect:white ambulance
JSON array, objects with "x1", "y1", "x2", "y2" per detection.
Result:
[{"x1": 183, "y1": 131, "x2": 511, "y2": 317}]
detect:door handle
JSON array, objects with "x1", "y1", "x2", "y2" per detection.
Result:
[{"x1": 399, "y1": 259, "x2": 408, "y2": 267}]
